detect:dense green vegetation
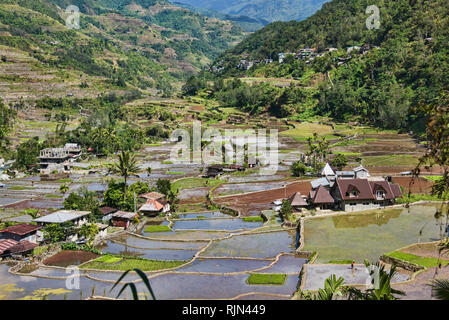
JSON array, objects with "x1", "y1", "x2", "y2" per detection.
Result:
[{"x1": 203, "y1": 0, "x2": 449, "y2": 133}]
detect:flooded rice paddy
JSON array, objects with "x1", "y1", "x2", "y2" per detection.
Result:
[
  {"x1": 0, "y1": 211, "x2": 304, "y2": 300},
  {"x1": 302, "y1": 204, "x2": 447, "y2": 263}
]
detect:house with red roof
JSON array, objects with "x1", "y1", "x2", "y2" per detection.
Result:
[
  {"x1": 139, "y1": 199, "x2": 170, "y2": 217},
  {"x1": 330, "y1": 178, "x2": 402, "y2": 212}
]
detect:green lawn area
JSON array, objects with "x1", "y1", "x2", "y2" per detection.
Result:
[
  {"x1": 242, "y1": 216, "x2": 264, "y2": 223},
  {"x1": 95, "y1": 255, "x2": 122, "y2": 264},
  {"x1": 362, "y1": 155, "x2": 419, "y2": 167},
  {"x1": 8, "y1": 186, "x2": 35, "y2": 190},
  {"x1": 280, "y1": 122, "x2": 334, "y2": 141},
  {"x1": 246, "y1": 273, "x2": 287, "y2": 285},
  {"x1": 386, "y1": 251, "x2": 449, "y2": 268},
  {"x1": 81, "y1": 256, "x2": 187, "y2": 271},
  {"x1": 144, "y1": 225, "x2": 172, "y2": 233},
  {"x1": 166, "y1": 171, "x2": 185, "y2": 175}
]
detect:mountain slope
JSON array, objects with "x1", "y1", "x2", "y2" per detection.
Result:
[
  {"x1": 173, "y1": 0, "x2": 330, "y2": 23},
  {"x1": 206, "y1": 0, "x2": 449, "y2": 131},
  {"x1": 0, "y1": 0, "x2": 245, "y2": 100}
]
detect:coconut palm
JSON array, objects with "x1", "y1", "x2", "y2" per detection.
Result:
[
  {"x1": 108, "y1": 151, "x2": 140, "y2": 200},
  {"x1": 345, "y1": 261, "x2": 405, "y2": 300},
  {"x1": 300, "y1": 274, "x2": 345, "y2": 300},
  {"x1": 430, "y1": 279, "x2": 449, "y2": 300}
]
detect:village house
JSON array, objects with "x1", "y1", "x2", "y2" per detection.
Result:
[
  {"x1": 288, "y1": 192, "x2": 308, "y2": 211},
  {"x1": 309, "y1": 185, "x2": 335, "y2": 210},
  {"x1": 139, "y1": 199, "x2": 170, "y2": 217},
  {"x1": 111, "y1": 211, "x2": 138, "y2": 229},
  {"x1": 330, "y1": 179, "x2": 402, "y2": 212},
  {"x1": 0, "y1": 223, "x2": 42, "y2": 244},
  {"x1": 99, "y1": 206, "x2": 118, "y2": 223},
  {"x1": 306, "y1": 163, "x2": 402, "y2": 212},
  {"x1": 139, "y1": 192, "x2": 165, "y2": 201},
  {"x1": 0, "y1": 239, "x2": 38, "y2": 258},
  {"x1": 33, "y1": 210, "x2": 90, "y2": 242}
]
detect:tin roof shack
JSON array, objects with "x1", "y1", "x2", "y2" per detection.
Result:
[
  {"x1": 111, "y1": 211, "x2": 137, "y2": 229},
  {"x1": 139, "y1": 199, "x2": 170, "y2": 217},
  {"x1": 139, "y1": 192, "x2": 165, "y2": 201},
  {"x1": 33, "y1": 210, "x2": 90, "y2": 242},
  {"x1": 0, "y1": 239, "x2": 18, "y2": 257},
  {"x1": 99, "y1": 206, "x2": 118, "y2": 223},
  {"x1": 4, "y1": 240, "x2": 38, "y2": 258},
  {"x1": 0, "y1": 223, "x2": 42, "y2": 244}
]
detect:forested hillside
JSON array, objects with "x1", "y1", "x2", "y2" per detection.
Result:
[
  {"x1": 203, "y1": 0, "x2": 449, "y2": 133},
  {"x1": 0, "y1": 0, "x2": 245, "y2": 96}
]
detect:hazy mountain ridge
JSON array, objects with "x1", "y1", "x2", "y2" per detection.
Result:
[{"x1": 173, "y1": 0, "x2": 330, "y2": 23}]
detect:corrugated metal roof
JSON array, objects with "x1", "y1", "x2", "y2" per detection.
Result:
[
  {"x1": 33, "y1": 210, "x2": 90, "y2": 224},
  {"x1": 139, "y1": 199, "x2": 163, "y2": 212},
  {"x1": 0, "y1": 223, "x2": 41, "y2": 236},
  {"x1": 311, "y1": 177, "x2": 330, "y2": 189},
  {"x1": 0, "y1": 239, "x2": 18, "y2": 253},
  {"x1": 112, "y1": 211, "x2": 136, "y2": 220}
]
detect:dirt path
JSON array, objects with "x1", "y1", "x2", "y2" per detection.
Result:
[
  {"x1": 214, "y1": 181, "x2": 312, "y2": 215},
  {"x1": 393, "y1": 266, "x2": 449, "y2": 300}
]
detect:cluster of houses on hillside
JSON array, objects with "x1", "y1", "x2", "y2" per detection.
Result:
[
  {"x1": 282, "y1": 164, "x2": 403, "y2": 213},
  {"x1": 0, "y1": 191, "x2": 172, "y2": 259},
  {"x1": 234, "y1": 44, "x2": 376, "y2": 71}
]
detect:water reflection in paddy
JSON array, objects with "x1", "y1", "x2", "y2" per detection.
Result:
[
  {"x1": 176, "y1": 258, "x2": 272, "y2": 274},
  {"x1": 176, "y1": 211, "x2": 230, "y2": 219},
  {"x1": 201, "y1": 231, "x2": 295, "y2": 258},
  {"x1": 114, "y1": 235, "x2": 206, "y2": 250},
  {"x1": 303, "y1": 204, "x2": 448, "y2": 263},
  {"x1": 98, "y1": 241, "x2": 197, "y2": 261},
  {"x1": 260, "y1": 255, "x2": 307, "y2": 274},
  {"x1": 146, "y1": 273, "x2": 299, "y2": 300},
  {"x1": 171, "y1": 218, "x2": 263, "y2": 231}
]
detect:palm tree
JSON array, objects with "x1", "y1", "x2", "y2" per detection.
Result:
[
  {"x1": 430, "y1": 279, "x2": 449, "y2": 300},
  {"x1": 345, "y1": 261, "x2": 405, "y2": 300},
  {"x1": 108, "y1": 151, "x2": 140, "y2": 200},
  {"x1": 300, "y1": 274, "x2": 345, "y2": 300}
]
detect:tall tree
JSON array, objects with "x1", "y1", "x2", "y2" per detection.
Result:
[{"x1": 108, "y1": 151, "x2": 141, "y2": 200}]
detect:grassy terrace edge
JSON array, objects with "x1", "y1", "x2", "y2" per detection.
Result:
[
  {"x1": 80, "y1": 255, "x2": 188, "y2": 272},
  {"x1": 246, "y1": 273, "x2": 287, "y2": 285}
]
